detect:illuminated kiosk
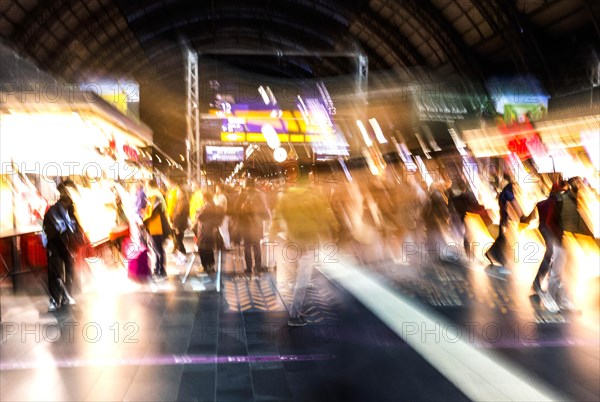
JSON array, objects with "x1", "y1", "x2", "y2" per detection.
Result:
[
  {"x1": 1, "y1": 89, "x2": 153, "y2": 239},
  {"x1": 0, "y1": 87, "x2": 153, "y2": 306}
]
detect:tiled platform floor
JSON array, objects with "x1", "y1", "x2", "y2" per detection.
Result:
[{"x1": 0, "y1": 237, "x2": 598, "y2": 401}]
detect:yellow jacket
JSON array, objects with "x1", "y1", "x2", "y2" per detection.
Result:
[
  {"x1": 144, "y1": 189, "x2": 168, "y2": 236},
  {"x1": 269, "y1": 185, "x2": 339, "y2": 245},
  {"x1": 166, "y1": 188, "x2": 178, "y2": 221},
  {"x1": 189, "y1": 190, "x2": 205, "y2": 221}
]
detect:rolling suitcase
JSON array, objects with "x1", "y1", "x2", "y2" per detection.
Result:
[{"x1": 128, "y1": 247, "x2": 150, "y2": 281}]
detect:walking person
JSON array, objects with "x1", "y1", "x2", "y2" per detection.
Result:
[
  {"x1": 134, "y1": 182, "x2": 148, "y2": 220},
  {"x1": 195, "y1": 190, "x2": 224, "y2": 273},
  {"x1": 144, "y1": 181, "x2": 170, "y2": 278},
  {"x1": 485, "y1": 175, "x2": 524, "y2": 267},
  {"x1": 42, "y1": 180, "x2": 84, "y2": 312},
  {"x1": 269, "y1": 168, "x2": 339, "y2": 326},
  {"x1": 421, "y1": 181, "x2": 452, "y2": 263},
  {"x1": 527, "y1": 180, "x2": 579, "y2": 312},
  {"x1": 234, "y1": 180, "x2": 270, "y2": 274},
  {"x1": 214, "y1": 185, "x2": 231, "y2": 250},
  {"x1": 173, "y1": 187, "x2": 190, "y2": 264}
]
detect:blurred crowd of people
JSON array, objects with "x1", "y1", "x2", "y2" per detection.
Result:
[{"x1": 42, "y1": 156, "x2": 598, "y2": 321}]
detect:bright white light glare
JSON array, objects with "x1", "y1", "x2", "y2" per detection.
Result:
[
  {"x1": 273, "y1": 147, "x2": 287, "y2": 162},
  {"x1": 258, "y1": 86, "x2": 270, "y2": 105},
  {"x1": 415, "y1": 155, "x2": 433, "y2": 187},
  {"x1": 581, "y1": 130, "x2": 600, "y2": 170},
  {"x1": 266, "y1": 86, "x2": 277, "y2": 105},
  {"x1": 448, "y1": 127, "x2": 466, "y2": 155},
  {"x1": 338, "y1": 158, "x2": 353, "y2": 182},
  {"x1": 297, "y1": 96, "x2": 309, "y2": 125},
  {"x1": 306, "y1": 99, "x2": 333, "y2": 135},
  {"x1": 0, "y1": 112, "x2": 145, "y2": 175},
  {"x1": 368, "y1": 118, "x2": 388, "y2": 144},
  {"x1": 261, "y1": 123, "x2": 281, "y2": 149},
  {"x1": 356, "y1": 120, "x2": 372, "y2": 147},
  {"x1": 415, "y1": 133, "x2": 431, "y2": 159}
]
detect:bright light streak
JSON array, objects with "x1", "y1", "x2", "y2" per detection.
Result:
[
  {"x1": 258, "y1": 86, "x2": 270, "y2": 105},
  {"x1": 261, "y1": 123, "x2": 281, "y2": 149},
  {"x1": 581, "y1": 130, "x2": 600, "y2": 170},
  {"x1": 338, "y1": 158, "x2": 353, "y2": 182},
  {"x1": 266, "y1": 86, "x2": 277, "y2": 105},
  {"x1": 368, "y1": 118, "x2": 388, "y2": 144},
  {"x1": 356, "y1": 120, "x2": 372, "y2": 147},
  {"x1": 415, "y1": 133, "x2": 431, "y2": 159},
  {"x1": 415, "y1": 155, "x2": 433, "y2": 187}
]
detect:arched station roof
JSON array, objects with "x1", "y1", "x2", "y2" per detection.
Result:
[{"x1": 2, "y1": 0, "x2": 598, "y2": 162}]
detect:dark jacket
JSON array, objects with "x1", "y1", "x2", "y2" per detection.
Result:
[
  {"x1": 43, "y1": 201, "x2": 82, "y2": 249},
  {"x1": 537, "y1": 191, "x2": 563, "y2": 241},
  {"x1": 196, "y1": 202, "x2": 224, "y2": 245},
  {"x1": 173, "y1": 197, "x2": 191, "y2": 232},
  {"x1": 234, "y1": 188, "x2": 270, "y2": 238}
]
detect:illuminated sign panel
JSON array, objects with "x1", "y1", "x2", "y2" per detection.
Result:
[
  {"x1": 210, "y1": 103, "x2": 335, "y2": 144},
  {"x1": 205, "y1": 146, "x2": 245, "y2": 162},
  {"x1": 208, "y1": 90, "x2": 348, "y2": 156}
]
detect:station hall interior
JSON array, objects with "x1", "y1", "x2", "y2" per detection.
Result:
[{"x1": 1, "y1": 1, "x2": 599, "y2": 401}]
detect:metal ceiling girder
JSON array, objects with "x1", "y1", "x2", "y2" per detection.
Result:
[
  {"x1": 132, "y1": 9, "x2": 342, "y2": 51},
  {"x1": 125, "y1": 0, "x2": 349, "y2": 26},
  {"x1": 50, "y1": 2, "x2": 138, "y2": 77},
  {"x1": 11, "y1": 0, "x2": 74, "y2": 49},
  {"x1": 475, "y1": 0, "x2": 554, "y2": 90},
  {"x1": 186, "y1": 49, "x2": 201, "y2": 185},
  {"x1": 377, "y1": 0, "x2": 481, "y2": 82},
  {"x1": 584, "y1": 0, "x2": 600, "y2": 37},
  {"x1": 360, "y1": 8, "x2": 427, "y2": 68}
]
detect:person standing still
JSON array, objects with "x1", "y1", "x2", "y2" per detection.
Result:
[
  {"x1": 235, "y1": 180, "x2": 270, "y2": 274},
  {"x1": 42, "y1": 181, "x2": 83, "y2": 312}
]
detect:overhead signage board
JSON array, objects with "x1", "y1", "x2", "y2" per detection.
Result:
[{"x1": 205, "y1": 146, "x2": 245, "y2": 163}]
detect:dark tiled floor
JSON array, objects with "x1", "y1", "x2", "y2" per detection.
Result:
[
  {"x1": 0, "y1": 245, "x2": 471, "y2": 402},
  {"x1": 0, "y1": 239, "x2": 597, "y2": 401},
  {"x1": 367, "y1": 255, "x2": 600, "y2": 402}
]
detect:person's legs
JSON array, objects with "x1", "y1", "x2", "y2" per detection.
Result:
[
  {"x1": 199, "y1": 239, "x2": 215, "y2": 271},
  {"x1": 47, "y1": 247, "x2": 63, "y2": 309},
  {"x1": 242, "y1": 235, "x2": 253, "y2": 273},
  {"x1": 152, "y1": 235, "x2": 166, "y2": 276},
  {"x1": 175, "y1": 230, "x2": 186, "y2": 255},
  {"x1": 289, "y1": 247, "x2": 314, "y2": 320},
  {"x1": 59, "y1": 245, "x2": 76, "y2": 304},
  {"x1": 251, "y1": 237, "x2": 262, "y2": 270},
  {"x1": 548, "y1": 241, "x2": 566, "y2": 300},
  {"x1": 533, "y1": 235, "x2": 554, "y2": 292},
  {"x1": 219, "y1": 216, "x2": 231, "y2": 249},
  {"x1": 486, "y1": 228, "x2": 506, "y2": 265}
]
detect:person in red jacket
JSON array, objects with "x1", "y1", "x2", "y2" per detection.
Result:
[{"x1": 527, "y1": 180, "x2": 577, "y2": 313}]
